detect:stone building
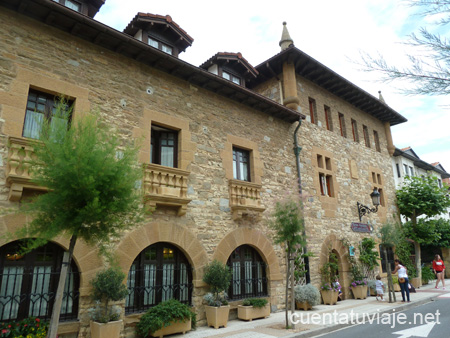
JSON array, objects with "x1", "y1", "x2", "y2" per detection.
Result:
[{"x1": 0, "y1": 0, "x2": 407, "y2": 337}]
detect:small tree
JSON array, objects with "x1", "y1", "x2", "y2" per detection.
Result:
[
  {"x1": 15, "y1": 99, "x2": 144, "y2": 338},
  {"x1": 202, "y1": 260, "x2": 232, "y2": 306},
  {"x1": 396, "y1": 176, "x2": 450, "y2": 280},
  {"x1": 378, "y1": 223, "x2": 403, "y2": 303},
  {"x1": 270, "y1": 198, "x2": 305, "y2": 328},
  {"x1": 359, "y1": 238, "x2": 380, "y2": 279}
]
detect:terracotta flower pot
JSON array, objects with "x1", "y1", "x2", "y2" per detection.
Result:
[
  {"x1": 320, "y1": 289, "x2": 339, "y2": 305},
  {"x1": 351, "y1": 285, "x2": 368, "y2": 299},
  {"x1": 205, "y1": 305, "x2": 230, "y2": 329},
  {"x1": 237, "y1": 304, "x2": 270, "y2": 321}
]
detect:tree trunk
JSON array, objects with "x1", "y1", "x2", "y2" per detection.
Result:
[
  {"x1": 47, "y1": 235, "x2": 77, "y2": 338},
  {"x1": 290, "y1": 254, "x2": 295, "y2": 324},
  {"x1": 414, "y1": 241, "x2": 421, "y2": 281},
  {"x1": 285, "y1": 244, "x2": 290, "y2": 328},
  {"x1": 384, "y1": 246, "x2": 396, "y2": 303}
]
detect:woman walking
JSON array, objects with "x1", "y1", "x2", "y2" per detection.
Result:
[
  {"x1": 433, "y1": 254, "x2": 446, "y2": 290},
  {"x1": 393, "y1": 259, "x2": 410, "y2": 302}
]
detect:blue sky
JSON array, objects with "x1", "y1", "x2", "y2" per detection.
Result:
[{"x1": 95, "y1": 0, "x2": 450, "y2": 171}]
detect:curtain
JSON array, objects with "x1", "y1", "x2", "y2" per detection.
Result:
[
  {"x1": 0, "y1": 266, "x2": 24, "y2": 320},
  {"x1": 161, "y1": 147, "x2": 174, "y2": 167},
  {"x1": 245, "y1": 261, "x2": 253, "y2": 294},
  {"x1": 29, "y1": 266, "x2": 51, "y2": 317},
  {"x1": 23, "y1": 110, "x2": 44, "y2": 139},
  {"x1": 125, "y1": 264, "x2": 136, "y2": 307},
  {"x1": 162, "y1": 264, "x2": 174, "y2": 301},
  {"x1": 179, "y1": 263, "x2": 188, "y2": 302},
  {"x1": 61, "y1": 271, "x2": 74, "y2": 314},
  {"x1": 232, "y1": 262, "x2": 241, "y2": 296},
  {"x1": 143, "y1": 264, "x2": 156, "y2": 306}
]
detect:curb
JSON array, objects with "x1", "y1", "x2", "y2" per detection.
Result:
[{"x1": 285, "y1": 294, "x2": 439, "y2": 338}]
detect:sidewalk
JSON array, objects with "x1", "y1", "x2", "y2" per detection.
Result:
[{"x1": 170, "y1": 279, "x2": 450, "y2": 338}]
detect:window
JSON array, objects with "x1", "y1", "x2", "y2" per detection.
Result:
[
  {"x1": 437, "y1": 179, "x2": 443, "y2": 188},
  {"x1": 403, "y1": 164, "x2": 409, "y2": 176},
  {"x1": 351, "y1": 119, "x2": 359, "y2": 142},
  {"x1": 363, "y1": 125, "x2": 370, "y2": 148},
  {"x1": 0, "y1": 241, "x2": 79, "y2": 321},
  {"x1": 409, "y1": 166, "x2": 414, "y2": 176},
  {"x1": 125, "y1": 243, "x2": 192, "y2": 314},
  {"x1": 373, "y1": 130, "x2": 381, "y2": 152},
  {"x1": 227, "y1": 245, "x2": 267, "y2": 300},
  {"x1": 222, "y1": 71, "x2": 241, "y2": 85},
  {"x1": 147, "y1": 37, "x2": 173, "y2": 55},
  {"x1": 396, "y1": 164, "x2": 401, "y2": 178},
  {"x1": 379, "y1": 245, "x2": 395, "y2": 273},
  {"x1": 338, "y1": 113, "x2": 346, "y2": 137},
  {"x1": 151, "y1": 124, "x2": 178, "y2": 168},
  {"x1": 324, "y1": 106, "x2": 332, "y2": 131},
  {"x1": 317, "y1": 154, "x2": 334, "y2": 197},
  {"x1": 23, "y1": 89, "x2": 71, "y2": 140},
  {"x1": 233, "y1": 147, "x2": 250, "y2": 181},
  {"x1": 52, "y1": 0, "x2": 81, "y2": 12},
  {"x1": 308, "y1": 98, "x2": 317, "y2": 124},
  {"x1": 371, "y1": 170, "x2": 385, "y2": 207}
]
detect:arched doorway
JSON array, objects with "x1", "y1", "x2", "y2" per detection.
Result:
[{"x1": 0, "y1": 240, "x2": 80, "y2": 321}]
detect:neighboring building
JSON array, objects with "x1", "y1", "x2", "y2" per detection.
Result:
[
  {"x1": 392, "y1": 146, "x2": 450, "y2": 221},
  {"x1": 0, "y1": 2, "x2": 407, "y2": 337}
]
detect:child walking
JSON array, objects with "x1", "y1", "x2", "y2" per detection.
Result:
[{"x1": 375, "y1": 275, "x2": 385, "y2": 301}]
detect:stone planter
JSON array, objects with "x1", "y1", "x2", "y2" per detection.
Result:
[
  {"x1": 157, "y1": 186, "x2": 180, "y2": 197},
  {"x1": 411, "y1": 277, "x2": 421, "y2": 289},
  {"x1": 90, "y1": 320, "x2": 122, "y2": 338},
  {"x1": 295, "y1": 300, "x2": 312, "y2": 311},
  {"x1": 351, "y1": 285, "x2": 368, "y2": 299},
  {"x1": 237, "y1": 304, "x2": 270, "y2": 321},
  {"x1": 320, "y1": 290, "x2": 339, "y2": 305},
  {"x1": 150, "y1": 319, "x2": 191, "y2": 338},
  {"x1": 205, "y1": 305, "x2": 230, "y2": 329}
]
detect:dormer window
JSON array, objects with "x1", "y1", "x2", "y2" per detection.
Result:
[
  {"x1": 148, "y1": 37, "x2": 173, "y2": 55},
  {"x1": 52, "y1": 0, "x2": 82, "y2": 12},
  {"x1": 223, "y1": 71, "x2": 241, "y2": 85}
]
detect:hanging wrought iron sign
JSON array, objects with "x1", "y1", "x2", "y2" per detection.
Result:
[{"x1": 351, "y1": 222, "x2": 373, "y2": 233}]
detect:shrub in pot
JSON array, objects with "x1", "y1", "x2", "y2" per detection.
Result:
[
  {"x1": 202, "y1": 260, "x2": 232, "y2": 329},
  {"x1": 421, "y1": 266, "x2": 435, "y2": 285},
  {"x1": 367, "y1": 280, "x2": 377, "y2": 296},
  {"x1": 88, "y1": 266, "x2": 129, "y2": 338},
  {"x1": 294, "y1": 284, "x2": 320, "y2": 310},
  {"x1": 237, "y1": 298, "x2": 270, "y2": 321},
  {"x1": 136, "y1": 299, "x2": 194, "y2": 338}
]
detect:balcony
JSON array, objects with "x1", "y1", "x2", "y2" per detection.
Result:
[
  {"x1": 6, "y1": 137, "x2": 47, "y2": 201},
  {"x1": 143, "y1": 164, "x2": 191, "y2": 216},
  {"x1": 229, "y1": 179, "x2": 265, "y2": 220}
]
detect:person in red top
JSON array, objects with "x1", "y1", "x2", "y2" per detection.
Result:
[{"x1": 432, "y1": 254, "x2": 446, "y2": 289}]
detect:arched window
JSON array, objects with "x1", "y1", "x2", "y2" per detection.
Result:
[
  {"x1": 0, "y1": 240, "x2": 79, "y2": 322},
  {"x1": 227, "y1": 245, "x2": 268, "y2": 300},
  {"x1": 125, "y1": 243, "x2": 192, "y2": 314}
]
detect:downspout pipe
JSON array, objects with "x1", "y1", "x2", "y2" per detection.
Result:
[{"x1": 293, "y1": 119, "x2": 311, "y2": 284}]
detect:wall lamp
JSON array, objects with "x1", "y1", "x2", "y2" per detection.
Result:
[{"x1": 357, "y1": 188, "x2": 381, "y2": 221}]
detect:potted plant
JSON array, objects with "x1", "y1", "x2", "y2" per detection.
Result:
[
  {"x1": 88, "y1": 267, "x2": 129, "y2": 338},
  {"x1": 136, "y1": 299, "x2": 194, "y2": 338},
  {"x1": 367, "y1": 280, "x2": 377, "y2": 296},
  {"x1": 202, "y1": 260, "x2": 232, "y2": 329},
  {"x1": 350, "y1": 280, "x2": 368, "y2": 299},
  {"x1": 294, "y1": 284, "x2": 320, "y2": 310},
  {"x1": 392, "y1": 276, "x2": 401, "y2": 292},
  {"x1": 319, "y1": 252, "x2": 340, "y2": 305},
  {"x1": 237, "y1": 298, "x2": 270, "y2": 321},
  {"x1": 421, "y1": 266, "x2": 435, "y2": 285}
]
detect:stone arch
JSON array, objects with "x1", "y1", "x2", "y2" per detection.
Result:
[
  {"x1": 0, "y1": 213, "x2": 101, "y2": 293},
  {"x1": 319, "y1": 233, "x2": 351, "y2": 299},
  {"x1": 212, "y1": 227, "x2": 282, "y2": 282},
  {"x1": 116, "y1": 221, "x2": 208, "y2": 287}
]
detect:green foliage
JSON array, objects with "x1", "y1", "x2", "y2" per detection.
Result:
[
  {"x1": 394, "y1": 237, "x2": 417, "y2": 278},
  {"x1": 17, "y1": 101, "x2": 144, "y2": 254},
  {"x1": 378, "y1": 223, "x2": 402, "y2": 248},
  {"x1": 270, "y1": 199, "x2": 305, "y2": 249},
  {"x1": 202, "y1": 260, "x2": 232, "y2": 305},
  {"x1": 320, "y1": 251, "x2": 339, "y2": 286},
  {"x1": 421, "y1": 266, "x2": 435, "y2": 283},
  {"x1": 402, "y1": 219, "x2": 440, "y2": 245},
  {"x1": 396, "y1": 176, "x2": 450, "y2": 221},
  {"x1": 293, "y1": 251, "x2": 314, "y2": 284},
  {"x1": 241, "y1": 298, "x2": 268, "y2": 308},
  {"x1": 294, "y1": 284, "x2": 320, "y2": 306},
  {"x1": 0, "y1": 317, "x2": 48, "y2": 338},
  {"x1": 359, "y1": 238, "x2": 380, "y2": 273},
  {"x1": 136, "y1": 299, "x2": 193, "y2": 337},
  {"x1": 89, "y1": 267, "x2": 129, "y2": 323},
  {"x1": 341, "y1": 238, "x2": 364, "y2": 282},
  {"x1": 431, "y1": 218, "x2": 450, "y2": 248}
]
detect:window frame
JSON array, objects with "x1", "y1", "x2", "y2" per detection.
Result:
[
  {"x1": 227, "y1": 245, "x2": 268, "y2": 300},
  {"x1": 363, "y1": 125, "x2": 370, "y2": 148},
  {"x1": 125, "y1": 242, "x2": 193, "y2": 314},
  {"x1": 308, "y1": 98, "x2": 317, "y2": 124},
  {"x1": 147, "y1": 36, "x2": 174, "y2": 55},
  {"x1": 351, "y1": 119, "x2": 359, "y2": 142},
  {"x1": 338, "y1": 112, "x2": 346, "y2": 137},
  {"x1": 150, "y1": 124, "x2": 179, "y2": 168},
  {"x1": 324, "y1": 106, "x2": 332, "y2": 131},
  {"x1": 0, "y1": 241, "x2": 80, "y2": 322},
  {"x1": 233, "y1": 147, "x2": 251, "y2": 182},
  {"x1": 373, "y1": 130, "x2": 381, "y2": 152}
]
